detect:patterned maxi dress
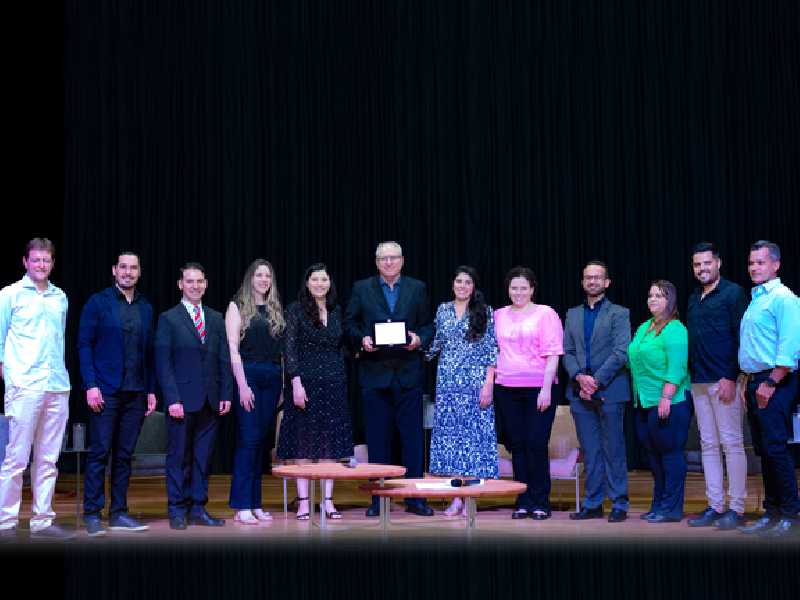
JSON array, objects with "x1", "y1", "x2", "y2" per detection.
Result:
[{"x1": 425, "y1": 302, "x2": 499, "y2": 478}]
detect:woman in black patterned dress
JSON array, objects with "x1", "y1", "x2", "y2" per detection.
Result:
[{"x1": 277, "y1": 263, "x2": 353, "y2": 520}]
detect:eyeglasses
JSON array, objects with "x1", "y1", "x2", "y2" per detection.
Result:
[{"x1": 376, "y1": 255, "x2": 402, "y2": 263}]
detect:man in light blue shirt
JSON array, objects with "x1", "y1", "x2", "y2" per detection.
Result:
[
  {"x1": 0, "y1": 238, "x2": 73, "y2": 540},
  {"x1": 737, "y1": 240, "x2": 800, "y2": 538}
]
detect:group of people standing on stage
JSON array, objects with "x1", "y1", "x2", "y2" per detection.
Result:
[
  {"x1": 562, "y1": 241, "x2": 799, "y2": 539},
  {"x1": 0, "y1": 237, "x2": 797, "y2": 540}
]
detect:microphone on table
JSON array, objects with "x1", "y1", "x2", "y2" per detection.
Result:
[{"x1": 450, "y1": 478, "x2": 482, "y2": 487}]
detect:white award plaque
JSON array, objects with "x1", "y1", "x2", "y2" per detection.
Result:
[{"x1": 373, "y1": 321, "x2": 408, "y2": 347}]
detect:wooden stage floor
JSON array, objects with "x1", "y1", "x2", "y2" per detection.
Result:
[{"x1": 9, "y1": 470, "x2": 798, "y2": 544}]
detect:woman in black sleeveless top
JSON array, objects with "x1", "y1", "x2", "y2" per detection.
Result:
[{"x1": 225, "y1": 259, "x2": 285, "y2": 524}]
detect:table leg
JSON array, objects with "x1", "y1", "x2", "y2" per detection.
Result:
[
  {"x1": 309, "y1": 479, "x2": 316, "y2": 522},
  {"x1": 283, "y1": 478, "x2": 288, "y2": 517},
  {"x1": 76, "y1": 451, "x2": 81, "y2": 530},
  {"x1": 465, "y1": 497, "x2": 477, "y2": 530},
  {"x1": 380, "y1": 497, "x2": 390, "y2": 534},
  {"x1": 319, "y1": 481, "x2": 327, "y2": 531}
]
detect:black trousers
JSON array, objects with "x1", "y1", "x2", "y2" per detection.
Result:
[
  {"x1": 362, "y1": 376, "x2": 424, "y2": 506},
  {"x1": 635, "y1": 398, "x2": 692, "y2": 519},
  {"x1": 165, "y1": 404, "x2": 218, "y2": 518},
  {"x1": 746, "y1": 370, "x2": 799, "y2": 518},
  {"x1": 83, "y1": 391, "x2": 146, "y2": 517},
  {"x1": 494, "y1": 385, "x2": 556, "y2": 511}
]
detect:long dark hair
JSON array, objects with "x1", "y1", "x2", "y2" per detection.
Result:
[
  {"x1": 453, "y1": 265, "x2": 488, "y2": 341},
  {"x1": 298, "y1": 262, "x2": 338, "y2": 328}
]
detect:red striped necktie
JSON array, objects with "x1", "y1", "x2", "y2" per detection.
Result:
[{"x1": 192, "y1": 305, "x2": 206, "y2": 343}]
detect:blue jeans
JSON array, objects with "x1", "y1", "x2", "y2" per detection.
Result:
[
  {"x1": 635, "y1": 398, "x2": 692, "y2": 519},
  {"x1": 229, "y1": 361, "x2": 282, "y2": 509}
]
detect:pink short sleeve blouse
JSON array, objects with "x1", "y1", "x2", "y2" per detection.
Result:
[{"x1": 494, "y1": 304, "x2": 564, "y2": 387}]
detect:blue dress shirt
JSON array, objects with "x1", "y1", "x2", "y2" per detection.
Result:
[
  {"x1": 738, "y1": 278, "x2": 800, "y2": 373},
  {"x1": 0, "y1": 275, "x2": 71, "y2": 391},
  {"x1": 379, "y1": 276, "x2": 401, "y2": 313},
  {"x1": 583, "y1": 297, "x2": 605, "y2": 372}
]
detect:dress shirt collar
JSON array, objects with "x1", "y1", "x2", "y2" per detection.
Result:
[
  {"x1": 752, "y1": 277, "x2": 781, "y2": 299},
  {"x1": 693, "y1": 276, "x2": 727, "y2": 299},
  {"x1": 113, "y1": 285, "x2": 140, "y2": 303},
  {"x1": 182, "y1": 299, "x2": 203, "y2": 314},
  {"x1": 21, "y1": 273, "x2": 55, "y2": 294},
  {"x1": 379, "y1": 275, "x2": 401, "y2": 289},
  {"x1": 583, "y1": 296, "x2": 606, "y2": 311}
]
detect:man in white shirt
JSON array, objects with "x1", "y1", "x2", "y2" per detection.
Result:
[{"x1": 0, "y1": 238, "x2": 74, "y2": 540}]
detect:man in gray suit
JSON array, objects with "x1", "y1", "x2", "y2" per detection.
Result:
[{"x1": 563, "y1": 261, "x2": 631, "y2": 522}]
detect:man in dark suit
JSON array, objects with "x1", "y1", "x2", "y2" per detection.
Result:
[
  {"x1": 78, "y1": 251, "x2": 157, "y2": 536},
  {"x1": 562, "y1": 261, "x2": 631, "y2": 522},
  {"x1": 155, "y1": 262, "x2": 233, "y2": 530},
  {"x1": 345, "y1": 241, "x2": 434, "y2": 516}
]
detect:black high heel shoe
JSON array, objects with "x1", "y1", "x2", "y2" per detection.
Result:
[
  {"x1": 295, "y1": 497, "x2": 310, "y2": 521},
  {"x1": 322, "y1": 497, "x2": 342, "y2": 520}
]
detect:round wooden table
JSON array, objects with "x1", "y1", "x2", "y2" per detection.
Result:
[
  {"x1": 272, "y1": 463, "x2": 406, "y2": 529},
  {"x1": 360, "y1": 478, "x2": 528, "y2": 530}
]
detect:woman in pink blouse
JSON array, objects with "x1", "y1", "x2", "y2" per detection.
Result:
[{"x1": 493, "y1": 266, "x2": 564, "y2": 520}]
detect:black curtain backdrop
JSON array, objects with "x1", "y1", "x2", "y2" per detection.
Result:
[{"x1": 55, "y1": 0, "x2": 799, "y2": 469}]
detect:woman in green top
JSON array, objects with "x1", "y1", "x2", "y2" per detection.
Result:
[{"x1": 628, "y1": 280, "x2": 692, "y2": 523}]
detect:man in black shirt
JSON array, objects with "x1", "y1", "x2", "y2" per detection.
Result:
[
  {"x1": 78, "y1": 252, "x2": 157, "y2": 536},
  {"x1": 685, "y1": 242, "x2": 749, "y2": 530}
]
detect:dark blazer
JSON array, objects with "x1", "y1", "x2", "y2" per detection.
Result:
[
  {"x1": 344, "y1": 275, "x2": 434, "y2": 389},
  {"x1": 563, "y1": 300, "x2": 631, "y2": 405},
  {"x1": 77, "y1": 287, "x2": 156, "y2": 395},
  {"x1": 154, "y1": 303, "x2": 233, "y2": 412}
]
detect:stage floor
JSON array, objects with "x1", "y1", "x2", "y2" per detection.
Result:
[{"x1": 6, "y1": 470, "x2": 798, "y2": 544}]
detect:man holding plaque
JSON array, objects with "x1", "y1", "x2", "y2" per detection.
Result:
[{"x1": 345, "y1": 241, "x2": 434, "y2": 516}]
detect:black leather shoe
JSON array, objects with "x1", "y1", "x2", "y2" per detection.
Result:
[
  {"x1": 714, "y1": 510, "x2": 745, "y2": 531},
  {"x1": 608, "y1": 508, "x2": 628, "y2": 523},
  {"x1": 759, "y1": 518, "x2": 797, "y2": 538},
  {"x1": 646, "y1": 514, "x2": 681, "y2": 523},
  {"x1": 688, "y1": 506, "x2": 725, "y2": 527},
  {"x1": 188, "y1": 511, "x2": 225, "y2": 526},
  {"x1": 737, "y1": 515, "x2": 777, "y2": 534},
  {"x1": 569, "y1": 506, "x2": 603, "y2": 520},
  {"x1": 365, "y1": 504, "x2": 380, "y2": 518},
  {"x1": 169, "y1": 516, "x2": 187, "y2": 530},
  {"x1": 405, "y1": 503, "x2": 434, "y2": 516},
  {"x1": 639, "y1": 511, "x2": 656, "y2": 520},
  {"x1": 511, "y1": 508, "x2": 530, "y2": 520}
]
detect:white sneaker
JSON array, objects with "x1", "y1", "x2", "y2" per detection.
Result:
[
  {"x1": 444, "y1": 498, "x2": 463, "y2": 516},
  {"x1": 253, "y1": 508, "x2": 273, "y2": 521},
  {"x1": 234, "y1": 510, "x2": 260, "y2": 525}
]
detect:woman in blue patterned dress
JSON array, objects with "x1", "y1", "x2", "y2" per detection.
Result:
[{"x1": 426, "y1": 266, "x2": 499, "y2": 516}]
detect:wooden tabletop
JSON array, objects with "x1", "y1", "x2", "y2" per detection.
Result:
[
  {"x1": 361, "y1": 478, "x2": 527, "y2": 498},
  {"x1": 271, "y1": 463, "x2": 407, "y2": 480}
]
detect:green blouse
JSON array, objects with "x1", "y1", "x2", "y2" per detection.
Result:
[{"x1": 628, "y1": 319, "x2": 690, "y2": 408}]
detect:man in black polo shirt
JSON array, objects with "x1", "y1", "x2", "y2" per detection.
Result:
[{"x1": 686, "y1": 242, "x2": 749, "y2": 530}]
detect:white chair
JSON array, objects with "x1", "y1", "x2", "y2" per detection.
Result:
[{"x1": 498, "y1": 405, "x2": 582, "y2": 511}]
